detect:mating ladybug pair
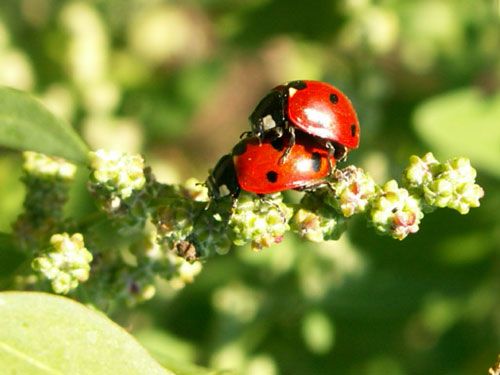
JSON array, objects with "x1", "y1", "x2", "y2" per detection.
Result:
[{"x1": 207, "y1": 80, "x2": 360, "y2": 199}]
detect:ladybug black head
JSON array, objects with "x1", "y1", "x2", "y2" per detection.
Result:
[{"x1": 207, "y1": 154, "x2": 240, "y2": 200}]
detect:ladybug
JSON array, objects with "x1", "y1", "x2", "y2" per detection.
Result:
[
  {"x1": 207, "y1": 131, "x2": 336, "y2": 199},
  {"x1": 248, "y1": 80, "x2": 360, "y2": 160}
]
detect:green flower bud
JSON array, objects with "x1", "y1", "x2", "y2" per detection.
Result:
[
  {"x1": 442, "y1": 157, "x2": 477, "y2": 184},
  {"x1": 422, "y1": 157, "x2": 484, "y2": 214},
  {"x1": 121, "y1": 270, "x2": 157, "y2": 307},
  {"x1": 292, "y1": 208, "x2": 346, "y2": 242},
  {"x1": 229, "y1": 193, "x2": 293, "y2": 251},
  {"x1": 153, "y1": 198, "x2": 196, "y2": 245},
  {"x1": 328, "y1": 166, "x2": 378, "y2": 216},
  {"x1": 181, "y1": 177, "x2": 209, "y2": 202},
  {"x1": 424, "y1": 178, "x2": 453, "y2": 207},
  {"x1": 191, "y1": 207, "x2": 233, "y2": 257},
  {"x1": 89, "y1": 149, "x2": 146, "y2": 200},
  {"x1": 23, "y1": 151, "x2": 77, "y2": 180},
  {"x1": 165, "y1": 252, "x2": 203, "y2": 289},
  {"x1": 32, "y1": 233, "x2": 93, "y2": 294},
  {"x1": 14, "y1": 152, "x2": 77, "y2": 248},
  {"x1": 403, "y1": 152, "x2": 440, "y2": 189},
  {"x1": 370, "y1": 180, "x2": 423, "y2": 240},
  {"x1": 447, "y1": 181, "x2": 484, "y2": 214}
]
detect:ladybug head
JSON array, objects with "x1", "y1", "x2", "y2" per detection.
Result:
[
  {"x1": 248, "y1": 88, "x2": 287, "y2": 138},
  {"x1": 206, "y1": 154, "x2": 240, "y2": 200}
]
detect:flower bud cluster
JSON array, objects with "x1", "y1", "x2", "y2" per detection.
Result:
[
  {"x1": 121, "y1": 227, "x2": 203, "y2": 305},
  {"x1": 32, "y1": 233, "x2": 93, "y2": 294},
  {"x1": 327, "y1": 166, "x2": 378, "y2": 217},
  {"x1": 292, "y1": 190, "x2": 347, "y2": 242},
  {"x1": 404, "y1": 153, "x2": 484, "y2": 214},
  {"x1": 191, "y1": 207, "x2": 233, "y2": 257},
  {"x1": 10, "y1": 145, "x2": 484, "y2": 309},
  {"x1": 229, "y1": 193, "x2": 293, "y2": 251},
  {"x1": 154, "y1": 198, "x2": 197, "y2": 245},
  {"x1": 88, "y1": 149, "x2": 146, "y2": 209},
  {"x1": 23, "y1": 151, "x2": 77, "y2": 180},
  {"x1": 369, "y1": 180, "x2": 423, "y2": 240},
  {"x1": 165, "y1": 252, "x2": 204, "y2": 289},
  {"x1": 14, "y1": 152, "x2": 77, "y2": 249}
]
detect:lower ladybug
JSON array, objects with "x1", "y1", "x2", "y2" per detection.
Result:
[{"x1": 207, "y1": 131, "x2": 336, "y2": 199}]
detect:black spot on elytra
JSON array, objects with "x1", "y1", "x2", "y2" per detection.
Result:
[
  {"x1": 329, "y1": 93, "x2": 338, "y2": 104},
  {"x1": 311, "y1": 152, "x2": 322, "y2": 172},
  {"x1": 351, "y1": 124, "x2": 357, "y2": 137},
  {"x1": 288, "y1": 80, "x2": 307, "y2": 90},
  {"x1": 266, "y1": 171, "x2": 278, "y2": 183},
  {"x1": 271, "y1": 138, "x2": 285, "y2": 151},
  {"x1": 232, "y1": 141, "x2": 247, "y2": 156},
  {"x1": 391, "y1": 207, "x2": 398, "y2": 213}
]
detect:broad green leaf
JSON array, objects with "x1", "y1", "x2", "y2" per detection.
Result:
[
  {"x1": 135, "y1": 329, "x2": 230, "y2": 375},
  {"x1": 0, "y1": 292, "x2": 172, "y2": 375},
  {"x1": 413, "y1": 88, "x2": 500, "y2": 178},
  {"x1": 0, "y1": 87, "x2": 89, "y2": 164}
]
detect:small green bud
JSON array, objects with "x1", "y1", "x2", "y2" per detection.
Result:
[
  {"x1": 424, "y1": 178, "x2": 453, "y2": 207},
  {"x1": 328, "y1": 166, "x2": 378, "y2": 217},
  {"x1": 229, "y1": 193, "x2": 293, "y2": 251},
  {"x1": 122, "y1": 272, "x2": 157, "y2": 307},
  {"x1": 403, "y1": 152, "x2": 440, "y2": 189},
  {"x1": 422, "y1": 157, "x2": 484, "y2": 214},
  {"x1": 447, "y1": 181, "x2": 484, "y2": 214},
  {"x1": 181, "y1": 178, "x2": 209, "y2": 202},
  {"x1": 166, "y1": 253, "x2": 203, "y2": 289},
  {"x1": 89, "y1": 149, "x2": 146, "y2": 200},
  {"x1": 153, "y1": 199, "x2": 196, "y2": 245},
  {"x1": 292, "y1": 208, "x2": 346, "y2": 242},
  {"x1": 32, "y1": 233, "x2": 93, "y2": 294},
  {"x1": 23, "y1": 151, "x2": 77, "y2": 180},
  {"x1": 442, "y1": 157, "x2": 477, "y2": 183},
  {"x1": 191, "y1": 207, "x2": 232, "y2": 257},
  {"x1": 370, "y1": 180, "x2": 423, "y2": 240}
]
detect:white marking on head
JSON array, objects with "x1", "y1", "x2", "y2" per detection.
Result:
[
  {"x1": 262, "y1": 114, "x2": 276, "y2": 130},
  {"x1": 218, "y1": 184, "x2": 230, "y2": 197},
  {"x1": 288, "y1": 87, "x2": 298, "y2": 97}
]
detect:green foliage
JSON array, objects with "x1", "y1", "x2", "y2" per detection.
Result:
[
  {"x1": 414, "y1": 88, "x2": 500, "y2": 179},
  {"x1": 0, "y1": 87, "x2": 89, "y2": 164},
  {"x1": 0, "y1": 292, "x2": 170, "y2": 374}
]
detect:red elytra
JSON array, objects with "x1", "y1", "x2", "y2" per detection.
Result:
[
  {"x1": 233, "y1": 132, "x2": 335, "y2": 195},
  {"x1": 285, "y1": 80, "x2": 360, "y2": 149},
  {"x1": 249, "y1": 80, "x2": 360, "y2": 152}
]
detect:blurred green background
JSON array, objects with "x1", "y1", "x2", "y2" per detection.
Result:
[{"x1": 0, "y1": 0, "x2": 499, "y2": 374}]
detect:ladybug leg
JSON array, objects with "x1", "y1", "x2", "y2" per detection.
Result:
[
  {"x1": 334, "y1": 143, "x2": 348, "y2": 162},
  {"x1": 259, "y1": 194, "x2": 288, "y2": 223},
  {"x1": 325, "y1": 141, "x2": 336, "y2": 175},
  {"x1": 324, "y1": 180, "x2": 336, "y2": 193},
  {"x1": 278, "y1": 126, "x2": 295, "y2": 164}
]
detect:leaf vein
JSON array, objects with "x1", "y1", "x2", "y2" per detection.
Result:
[{"x1": 0, "y1": 341, "x2": 64, "y2": 375}]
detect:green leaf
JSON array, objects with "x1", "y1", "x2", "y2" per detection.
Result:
[
  {"x1": 135, "y1": 329, "x2": 231, "y2": 375},
  {"x1": 413, "y1": 88, "x2": 500, "y2": 178},
  {"x1": 0, "y1": 87, "x2": 89, "y2": 164},
  {"x1": 0, "y1": 292, "x2": 172, "y2": 375}
]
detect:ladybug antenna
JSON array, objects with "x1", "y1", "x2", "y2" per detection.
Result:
[{"x1": 239, "y1": 131, "x2": 253, "y2": 139}]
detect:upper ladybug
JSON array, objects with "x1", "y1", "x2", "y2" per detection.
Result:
[{"x1": 248, "y1": 80, "x2": 360, "y2": 159}]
